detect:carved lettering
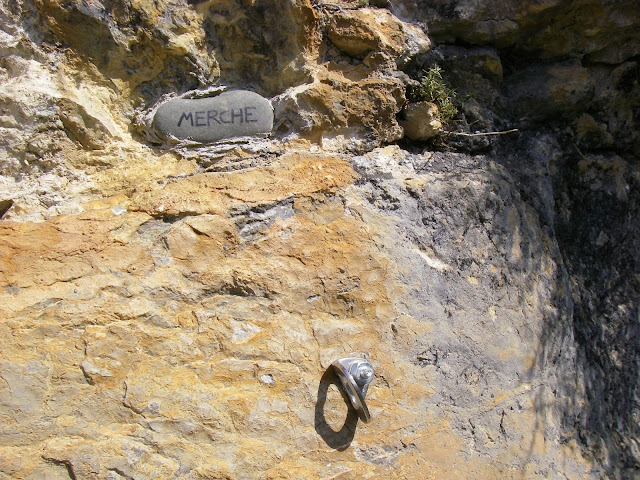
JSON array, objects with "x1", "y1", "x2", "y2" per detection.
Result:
[
  {"x1": 176, "y1": 106, "x2": 265, "y2": 128},
  {"x1": 231, "y1": 108, "x2": 244, "y2": 124},
  {"x1": 156, "y1": 91, "x2": 273, "y2": 142},
  {"x1": 195, "y1": 111, "x2": 206, "y2": 127},
  {"x1": 207, "y1": 110, "x2": 221, "y2": 125},
  {"x1": 244, "y1": 106, "x2": 258, "y2": 123},
  {"x1": 177, "y1": 112, "x2": 194, "y2": 127},
  {"x1": 219, "y1": 110, "x2": 231, "y2": 124}
]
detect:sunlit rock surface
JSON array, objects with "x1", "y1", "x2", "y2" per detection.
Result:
[{"x1": 0, "y1": 1, "x2": 638, "y2": 479}]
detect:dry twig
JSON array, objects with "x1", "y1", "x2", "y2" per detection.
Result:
[{"x1": 443, "y1": 129, "x2": 519, "y2": 137}]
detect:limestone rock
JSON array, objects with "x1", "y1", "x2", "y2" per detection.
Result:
[
  {"x1": 0, "y1": 146, "x2": 598, "y2": 479},
  {"x1": 273, "y1": 70, "x2": 406, "y2": 151},
  {"x1": 392, "y1": 0, "x2": 640, "y2": 61},
  {"x1": 326, "y1": 7, "x2": 430, "y2": 68},
  {"x1": 400, "y1": 101, "x2": 443, "y2": 141},
  {"x1": 501, "y1": 61, "x2": 595, "y2": 123},
  {"x1": 56, "y1": 98, "x2": 112, "y2": 150},
  {"x1": 328, "y1": 10, "x2": 381, "y2": 58},
  {"x1": 193, "y1": 0, "x2": 320, "y2": 95},
  {"x1": 0, "y1": 0, "x2": 639, "y2": 479},
  {"x1": 0, "y1": 0, "x2": 434, "y2": 220},
  {"x1": 130, "y1": 153, "x2": 358, "y2": 218}
]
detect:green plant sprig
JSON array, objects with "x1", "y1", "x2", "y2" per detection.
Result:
[{"x1": 413, "y1": 65, "x2": 458, "y2": 123}]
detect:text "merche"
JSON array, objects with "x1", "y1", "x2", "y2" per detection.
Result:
[{"x1": 177, "y1": 107, "x2": 259, "y2": 127}]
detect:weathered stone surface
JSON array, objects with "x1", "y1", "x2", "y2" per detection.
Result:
[
  {"x1": 0, "y1": 0, "x2": 431, "y2": 222},
  {"x1": 1, "y1": 0, "x2": 639, "y2": 479},
  {"x1": 0, "y1": 147, "x2": 597, "y2": 479},
  {"x1": 400, "y1": 101, "x2": 442, "y2": 141},
  {"x1": 153, "y1": 91, "x2": 274, "y2": 143},
  {"x1": 501, "y1": 61, "x2": 595, "y2": 123},
  {"x1": 193, "y1": 0, "x2": 319, "y2": 95},
  {"x1": 392, "y1": 0, "x2": 640, "y2": 60},
  {"x1": 327, "y1": 7, "x2": 429, "y2": 66},
  {"x1": 273, "y1": 70, "x2": 406, "y2": 151},
  {"x1": 327, "y1": 9, "x2": 397, "y2": 58},
  {"x1": 130, "y1": 153, "x2": 357, "y2": 218},
  {"x1": 398, "y1": 0, "x2": 640, "y2": 154}
]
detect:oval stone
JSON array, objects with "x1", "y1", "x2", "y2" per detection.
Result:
[{"x1": 153, "y1": 90, "x2": 273, "y2": 143}]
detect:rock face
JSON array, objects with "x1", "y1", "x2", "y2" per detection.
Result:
[
  {"x1": 0, "y1": 1, "x2": 639, "y2": 479},
  {"x1": 0, "y1": 149, "x2": 593, "y2": 480}
]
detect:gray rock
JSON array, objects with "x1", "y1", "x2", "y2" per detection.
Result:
[{"x1": 153, "y1": 90, "x2": 273, "y2": 143}]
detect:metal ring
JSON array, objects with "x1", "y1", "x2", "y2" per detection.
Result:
[{"x1": 331, "y1": 357, "x2": 374, "y2": 423}]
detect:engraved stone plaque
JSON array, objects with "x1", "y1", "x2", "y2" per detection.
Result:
[{"x1": 153, "y1": 90, "x2": 273, "y2": 142}]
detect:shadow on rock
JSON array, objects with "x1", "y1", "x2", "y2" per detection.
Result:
[
  {"x1": 496, "y1": 135, "x2": 640, "y2": 479},
  {"x1": 315, "y1": 367, "x2": 359, "y2": 451}
]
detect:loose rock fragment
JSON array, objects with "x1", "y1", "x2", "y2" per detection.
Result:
[{"x1": 400, "y1": 101, "x2": 443, "y2": 141}]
